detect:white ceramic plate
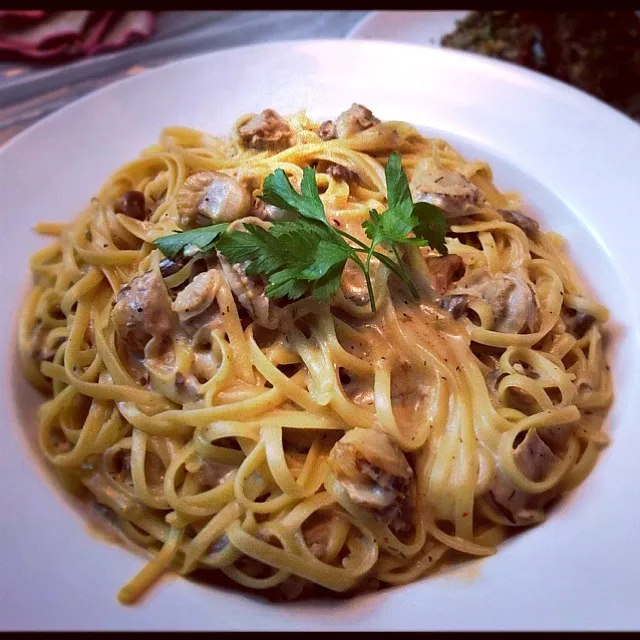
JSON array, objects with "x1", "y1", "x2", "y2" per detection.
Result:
[
  {"x1": 1, "y1": 40, "x2": 640, "y2": 631},
  {"x1": 347, "y1": 11, "x2": 470, "y2": 46}
]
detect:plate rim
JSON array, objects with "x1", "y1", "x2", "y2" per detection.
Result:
[
  {"x1": 1, "y1": 38, "x2": 640, "y2": 630},
  {"x1": 1, "y1": 38, "x2": 639, "y2": 160}
]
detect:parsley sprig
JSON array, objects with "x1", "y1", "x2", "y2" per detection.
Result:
[
  {"x1": 153, "y1": 152, "x2": 448, "y2": 313},
  {"x1": 152, "y1": 223, "x2": 228, "y2": 260}
]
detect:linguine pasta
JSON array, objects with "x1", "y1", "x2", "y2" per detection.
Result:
[{"x1": 19, "y1": 105, "x2": 612, "y2": 603}]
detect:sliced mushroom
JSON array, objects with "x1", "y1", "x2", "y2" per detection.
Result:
[
  {"x1": 426, "y1": 254, "x2": 464, "y2": 294},
  {"x1": 328, "y1": 427, "x2": 414, "y2": 532},
  {"x1": 250, "y1": 197, "x2": 291, "y2": 222},
  {"x1": 144, "y1": 452, "x2": 166, "y2": 486},
  {"x1": 114, "y1": 190, "x2": 147, "y2": 220},
  {"x1": 498, "y1": 208, "x2": 539, "y2": 237},
  {"x1": 216, "y1": 217, "x2": 281, "y2": 329},
  {"x1": 196, "y1": 458, "x2": 236, "y2": 489},
  {"x1": 176, "y1": 171, "x2": 251, "y2": 228},
  {"x1": 237, "y1": 109, "x2": 293, "y2": 151},
  {"x1": 569, "y1": 311, "x2": 596, "y2": 339},
  {"x1": 111, "y1": 270, "x2": 176, "y2": 354},
  {"x1": 335, "y1": 103, "x2": 381, "y2": 138},
  {"x1": 488, "y1": 428, "x2": 561, "y2": 526},
  {"x1": 171, "y1": 269, "x2": 221, "y2": 322},
  {"x1": 146, "y1": 367, "x2": 200, "y2": 405},
  {"x1": 302, "y1": 515, "x2": 333, "y2": 560},
  {"x1": 538, "y1": 424, "x2": 574, "y2": 452},
  {"x1": 339, "y1": 261, "x2": 370, "y2": 308},
  {"x1": 158, "y1": 256, "x2": 188, "y2": 278},
  {"x1": 459, "y1": 269, "x2": 538, "y2": 334},
  {"x1": 317, "y1": 120, "x2": 337, "y2": 140},
  {"x1": 218, "y1": 256, "x2": 280, "y2": 330},
  {"x1": 341, "y1": 372, "x2": 375, "y2": 408},
  {"x1": 327, "y1": 163, "x2": 360, "y2": 184},
  {"x1": 487, "y1": 369, "x2": 538, "y2": 414},
  {"x1": 438, "y1": 294, "x2": 470, "y2": 320},
  {"x1": 411, "y1": 159, "x2": 485, "y2": 219}
]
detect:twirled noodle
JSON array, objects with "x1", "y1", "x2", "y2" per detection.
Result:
[{"x1": 20, "y1": 104, "x2": 612, "y2": 603}]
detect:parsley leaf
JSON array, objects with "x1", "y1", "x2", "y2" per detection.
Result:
[
  {"x1": 311, "y1": 262, "x2": 346, "y2": 301},
  {"x1": 153, "y1": 151, "x2": 450, "y2": 313},
  {"x1": 363, "y1": 151, "x2": 449, "y2": 252},
  {"x1": 413, "y1": 202, "x2": 449, "y2": 255},
  {"x1": 385, "y1": 151, "x2": 413, "y2": 217},
  {"x1": 216, "y1": 223, "x2": 299, "y2": 277},
  {"x1": 299, "y1": 240, "x2": 353, "y2": 280},
  {"x1": 216, "y1": 218, "x2": 353, "y2": 302},
  {"x1": 360, "y1": 151, "x2": 450, "y2": 299},
  {"x1": 367, "y1": 152, "x2": 417, "y2": 244},
  {"x1": 266, "y1": 267, "x2": 311, "y2": 300},
  {"x1": 260, "y1": 166, "x2": 326, "y2": 223},
  {"x1": 153, "y1": 223, "x2": 228, "y2": 260},
  {"x1": 241, "y1": 167, "x2": 363, "y2": 303}
]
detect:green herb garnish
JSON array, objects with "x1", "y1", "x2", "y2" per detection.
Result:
[
  {"x1": 153, "y1": 223, "x2": 229, "y2": 260},
  {"x1": 153, "y1": 153, "x2": 448, "y2": 312}
]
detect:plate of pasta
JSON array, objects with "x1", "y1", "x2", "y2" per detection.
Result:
[{"x1": 1, "y1": 40, "x2": 640, "y2": 631}]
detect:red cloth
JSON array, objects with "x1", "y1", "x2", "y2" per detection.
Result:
[{"x1": 0, "y1": 11, "x2": 155, "y2": 60}]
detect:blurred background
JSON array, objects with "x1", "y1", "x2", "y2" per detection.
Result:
[{"x1": 1, "y1": 10, "x2": 638, "y2": 146}]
